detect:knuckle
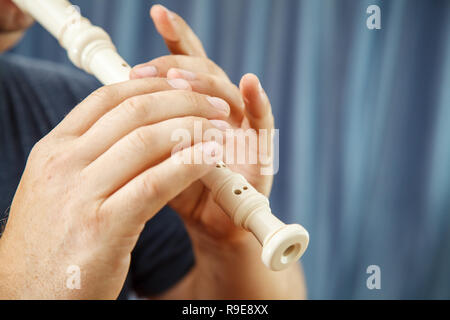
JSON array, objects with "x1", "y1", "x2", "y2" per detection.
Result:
[
  {"x1": 140, "y1": 77, "x2": 162, "y2": 88},
  {"x1": 182, "y1": 91, "x2": 201, "y2": 109},
  {"x1": 153, "y1": 55, "x2": 174, "y2": 68},
  {"x1": 201, "y1": 117, "x2": 213, "y2": 128},
  {"x1": 87, "y1": 208, "x2": 107, "y2": 233},
  {"x1": 30, "y1": 138, "x2": 63, "y2": 166},
  {"x1": 97, "y1": 200, "x2": 112, "y2": 218},
  {"x1": 141, "y1": 174, "x2": 162, "y2": 201},
  {"x1": 205, "y1": 75, "x2": 217, "y2": 88},
  {"x1": 128, "y1": 127, "x2": 151, "y2": 152},
  {"x1": 43, "y1": 150, "x2": 72, "y2": 171},
  {"x1": 28, "y1": 137, "x2": 81, "y2": 178},
  {"x1": 29, "y1": 139, "x2": 45, "y2": 158},
  {"x1": 182, "y1": 116, "x2": 211, "y2": 136},
  {"x1": 122, "y1": 96, "x2": 149, "y2": 119},
  {"x1": 84, "y1": 201, "x2": 112, "y2": 236},
  {"x1": 205, "y1": 59, "x2": 223, "y2": 76},
  {"x1": 89, "y1": 86, "x2": 114, "y2": 102}
]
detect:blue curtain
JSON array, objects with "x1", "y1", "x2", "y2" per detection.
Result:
[{"x1": 10, "y1": 0, "x2": 450, "y2": 299}]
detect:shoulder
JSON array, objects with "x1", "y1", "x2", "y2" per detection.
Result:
[
  {"x1": 0, "y1": 53, "x2": 102, "y2": 153},
  {"x1": 0, "y1": 53, "x2": 101, "y2": 114},
  {"x1": 0, "y1": 53, "x2": 100, "y2": 90}
]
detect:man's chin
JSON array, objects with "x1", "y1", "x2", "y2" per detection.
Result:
[
  {"x1": 0, "y1": 0, "x2": 34, "y2": 33},
  {"x1": 0, "y1": 0, "x2": 34, "y2": 52},
  {"x1": 0, "y1": 22, "x2": 33, "y2": 35}
]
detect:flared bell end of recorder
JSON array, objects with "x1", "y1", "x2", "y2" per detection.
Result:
[{"x1": 261, "y1": 224, "x2": 309, "y2": 271}]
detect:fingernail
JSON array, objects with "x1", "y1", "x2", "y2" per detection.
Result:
[
  {"x1": 167, "y1": 9, "x2": 176, "y2": 21},
  {"x1": 168, "y1": 68, "x2": 196, "y2": 81},
  {"x1": 155, "y1": 4, "x2": 175, "y2": 21},
  {"x1": 258, "y1": 79, "x2": 265, "y2": 95},
  {"x1": 157, "y1": 5, "x2": 179, "y2": 42},
  {"x1": 167, "y1": 78, "x2": 191, "y2": 90},
  {"x1": 209, "y1": 120, "x2": 231, "y2": 131},
  {"x1": 258, "y1": 80, "x2": 263, "y2": 92},
  {"x1": 207, "y1": 97, "x2": 230, "y2": 114},
  {"x1": 133, "y1": 65, "x2": 158, "y2": 78}
]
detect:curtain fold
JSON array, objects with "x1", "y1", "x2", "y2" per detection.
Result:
[{"x1": 9, "y1": 0, "x2": 450, "y2": 299}]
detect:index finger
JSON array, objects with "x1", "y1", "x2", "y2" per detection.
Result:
[
  {"x1": 150, "y1": 4, "x2": 208, "y2": 58},
  {"x1": 52, "y1": 78, "x2": 190, "y2": 137}
]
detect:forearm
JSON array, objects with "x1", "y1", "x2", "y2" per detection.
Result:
[{"x1": 158, "y1": 229, "x2": 306, "y2": 300}]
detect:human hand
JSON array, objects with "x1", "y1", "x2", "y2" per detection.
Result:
[
  {"x1": 130, "y1": 5, "x2": 275, "y2": 244},
  {"x1": 126, "y1": 7, "x2": 307, "y2": 301},
  {"x1": 0, "y1": 77, "x2": 230, "y2": 299}
]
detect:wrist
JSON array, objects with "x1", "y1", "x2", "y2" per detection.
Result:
[{"x1": 0, "y1": 235, "x2": 23, "y2": 299}]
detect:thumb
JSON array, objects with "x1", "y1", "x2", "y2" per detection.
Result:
[
  {"x1": 240, "y1": 73, "x2": 275, "y2": 133},
  {"x1": 150, "y1": 4, "x2": 207, "y2": 58}
]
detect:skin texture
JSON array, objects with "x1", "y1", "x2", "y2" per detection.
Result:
[
  {"x1": 0, "y1": 0, "x2": 33, "y2": 52},
  {"x1": 0, "y1": 3, "x2": 306, "y2": 299}
]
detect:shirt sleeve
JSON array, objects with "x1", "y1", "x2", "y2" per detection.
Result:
[{"x1": 128, "y1": 206, "x2": 195, "y2": 297}]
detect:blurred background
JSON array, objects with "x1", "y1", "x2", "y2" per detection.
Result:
[{"x1": 9, "y1": 0, "x2": 450, "y2": 299}]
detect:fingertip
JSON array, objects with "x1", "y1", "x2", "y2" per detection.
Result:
[
  {"x1": 167, "y1": 78, "x2": 192, "y2": 91},
  {"x1": 167, "y1": 68, "x2": 180, "y2": 80},
  {"x1": 150, "y1": 4, "x2": 178, "y2": 42},
  {"x1": 240, "y1": 73, "x2": 270, "y2": 120},
  {"x1": 150, "y1": 4, "x2": 166, "y2": 21},
  {"x1": 129, "y1": 66, "x2": 142, "y2": 80},
  {"x1": 130, "y1": 64, "x2": 158, "y2": 79},
  {"x1": 150, "y1": 5, "x2": 158, "y2": 19},
  {"x1": 167, "y1": 68, "x2": 196, "y2": 81},
  {"x1": 240, "y1": 73, "x2": 260, "y2": 90},
  {"x1": 240, "y1": 73, "x2": 263, "y2": 101}
]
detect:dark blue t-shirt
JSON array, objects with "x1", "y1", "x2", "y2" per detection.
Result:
[{"x1": 0, "y1": 53, "x2": 194, "y2": 299}]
